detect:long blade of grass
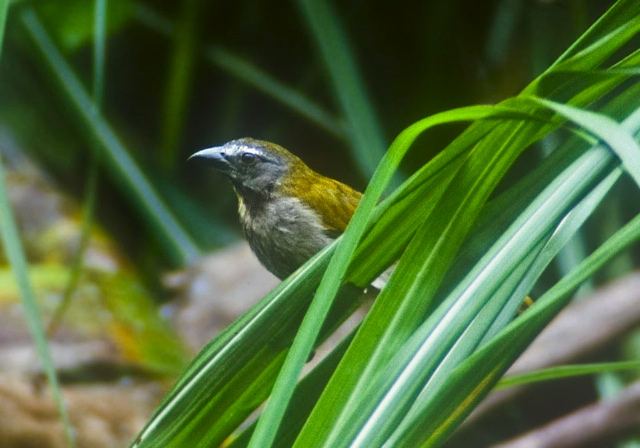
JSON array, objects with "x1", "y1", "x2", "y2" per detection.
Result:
[
  {"x1": 533, "y1": 97, "x2": 640, "y2": 187},
  {"x1": 134, "y1": 4, "x2": 345, "y2": 139},
  {"x1": 20, "y1": 8, "x2": 200, "y2": 265},
  {"x1": 0, "y1": 3, "x2": 74, "y2": 445},
  {"x1": 296, "y1": 116, "x2": 553, "y2": 448},
  {"x1": 133, "y1": 245, "x2": 348, "y2": 447},
  {"x1": 296, "y1": 87, "x2": 621, "y2": 447},
  {"x1": 48, "y1": 0, "x2": 108, "y2": 336},
  {"x1": 227, "y1": 328, "x2": 359, "y2": 448},
  {"x1": 296, "y1": 0, "x2": 387, "y2": 179},
  {"x1": 407, "y1": 210, "x2": 640, "y2": 448},
  {"x1": 0, "y1": 0, "x2": 8, "y2": 57},
  {"x1": 93, "y1": 0, "x2": 107, "y2": 108},
  {"x1": 497, "y1": 360, "x2": 640, "y2": 389},
  {"x1": 481, "y1": 166, "x2": 622, "y2": 343},
  {"x1": 134, "y1": 115, "x2": 487, "y2": 446},
  {"x1": 0, "y1": 170, "x2": 75, "y2": 446},
  {"x1": 134, "y1": 109, "x2": 538, "y2": 448},
  {"x1": 0, "y1": 160, "x2": 75, "y2": 447},
  {"x1": 346, "y1": 140, "x2": 614, "y2": 448},
  {"x1": 133, "y1": 5, "x2": 640, "y2": 442},
  {"x1": 548, "y1": 0, "x2": 640, "y2": 71},
  {"x1": 159, "y1": 0, "x2": 201, "y2": 172},
  {"x1": 386, "y1": 101, "x2": 640, "y2": 448},
  {"x1": 248, "y1": 104, "x2": 522, "y2": 448},
  {"x1": 135, "y1": 97, "x2": 630, "y2": 446},
  {"x1": 297, "y1": 70, "x2": 639, "y2": 448},
  {"x1": 383, "y1": 164, "x2": 622, "y2": 448}
]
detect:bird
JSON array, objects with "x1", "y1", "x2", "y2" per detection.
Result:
[
  {"x1": 189, "y1": 138, "x2": 363, "y2": 280},
  {"x1": 189, "y1": 139, "x2": 532, "y2": 310}
]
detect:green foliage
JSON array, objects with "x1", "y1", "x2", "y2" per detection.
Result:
[
  {"x1": 1, "y1": 0, "x2": 639, "y2": 447},
  {"x1": 296, "y1": 0, "x2": 387, "y2": 180},
  {"x1": 0, "y1": 162, "x2": 74, "y2": 448},
  {"x1": 0, "y1": 0, "x2": 74, "y2": 445},
  {"x1": 131, "y1": 1, "x2": 640, "y2": 447},
  {"x1": 21, "y1": 8, "x2": 201, "y2": 265},
  {"x1": 37, "y1": 0, "x2": 132, "y2": 52},
  {"x1": 497, "y1": 360, "x2": 640, "y2": 389}
]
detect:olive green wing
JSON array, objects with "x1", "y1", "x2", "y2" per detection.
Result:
[{"x1": 301, "y1": 176, "x2": 362, "y2": 237}]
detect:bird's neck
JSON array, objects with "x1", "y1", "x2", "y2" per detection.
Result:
[
  {"x1": 234, "y1": 183, "x2": 267, "y2": 200},
  {"x1": 233, "y1": 184, "x2": 271, "y2": 220}
]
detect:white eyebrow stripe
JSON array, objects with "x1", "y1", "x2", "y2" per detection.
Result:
[{"x1": 229, "y1": 144, "x2": 263, "y2": 155}]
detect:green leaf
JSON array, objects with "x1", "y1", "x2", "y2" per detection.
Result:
[
  {"x1": 134, "y1": 4, "x2": 346, "y2": 139},
  {"x1": 37, "y1": 0, "x2": 132, "y2": 52},
  {"x1": 409, "y1": 209, "x2": 640, "y2": 448},
  {"x1": 131, "y1": 2, "x2": 640, "y2": 446},
  {"x1": 497, "y1": 360, "x2": 640, "y2": 389},
  {"x1": 159, "y1": 0, "x2": 202, "y2": 172},
  {"x1": 549, "y1": 0, "x2": 640, "y2": 71},
  {"x1": 20, "y1": 8, "x2": 201, "y2": 265},
  {"x1": 532, "y1": 97, "x2": 640, "y2": 188},
  {"x1": 383, "y1": 161, "x2": 622, "y2": 448},
  {"x1": 0, "y1": 158, "x2": 75, "y2": 448},
  {"x1": 0, "y1": 2, "x2": 74, "y2": 445},
  {"x1": 385, "y1": 99, "x2": 640, "y2": 447},
  {"x1": 0, "y1": 0, "x2": 8, "y2": 57},
  {"x1": 296, "y1": 0, "x2": 387, "y2": 179},
  {"x1": 250, "y1": 104, "x2": 531, "y2": 448},
  {"x1": 294, "y1": 107, "x2": 555, "y2": 448}
]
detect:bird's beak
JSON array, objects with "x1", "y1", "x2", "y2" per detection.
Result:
[{"x1": 189, "y1": 146, "x2": 231, "y2": 171}]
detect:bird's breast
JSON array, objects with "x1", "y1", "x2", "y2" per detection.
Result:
[{"x1": 238, "y1": 196, "x2": 333, "y2": 279}]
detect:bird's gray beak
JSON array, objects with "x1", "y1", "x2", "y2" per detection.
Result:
[{"x1": 188, "y1": 146, "x2": 230, "y2": 171}]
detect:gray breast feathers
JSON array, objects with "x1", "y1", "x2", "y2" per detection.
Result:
[{"x1": 239, "y1": 196, "x2": 333, "y2": 279}]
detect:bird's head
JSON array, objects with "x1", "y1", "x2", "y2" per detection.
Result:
[
  {"x1": 190, "y1": 137, "x2": 363, "y2": 278},
  {"x1": 189, "y1": 137, "x2": 304, "y2": 196}
]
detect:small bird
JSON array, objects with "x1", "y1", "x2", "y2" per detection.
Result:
[{"x1": 190, "y1": 138, "x2": 363, "y2": 280}]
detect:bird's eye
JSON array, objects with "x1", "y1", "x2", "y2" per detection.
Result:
[{"x1": 240, "y1": 152, "x2": 257, "y2": 165}]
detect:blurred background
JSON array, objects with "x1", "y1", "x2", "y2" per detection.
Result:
[
  {"x1": 2, "y1": 1, "x2": 639, "y2": 447},
  {"x1": 2, "y1": 0, "x2": 620, "y2": 268}
]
